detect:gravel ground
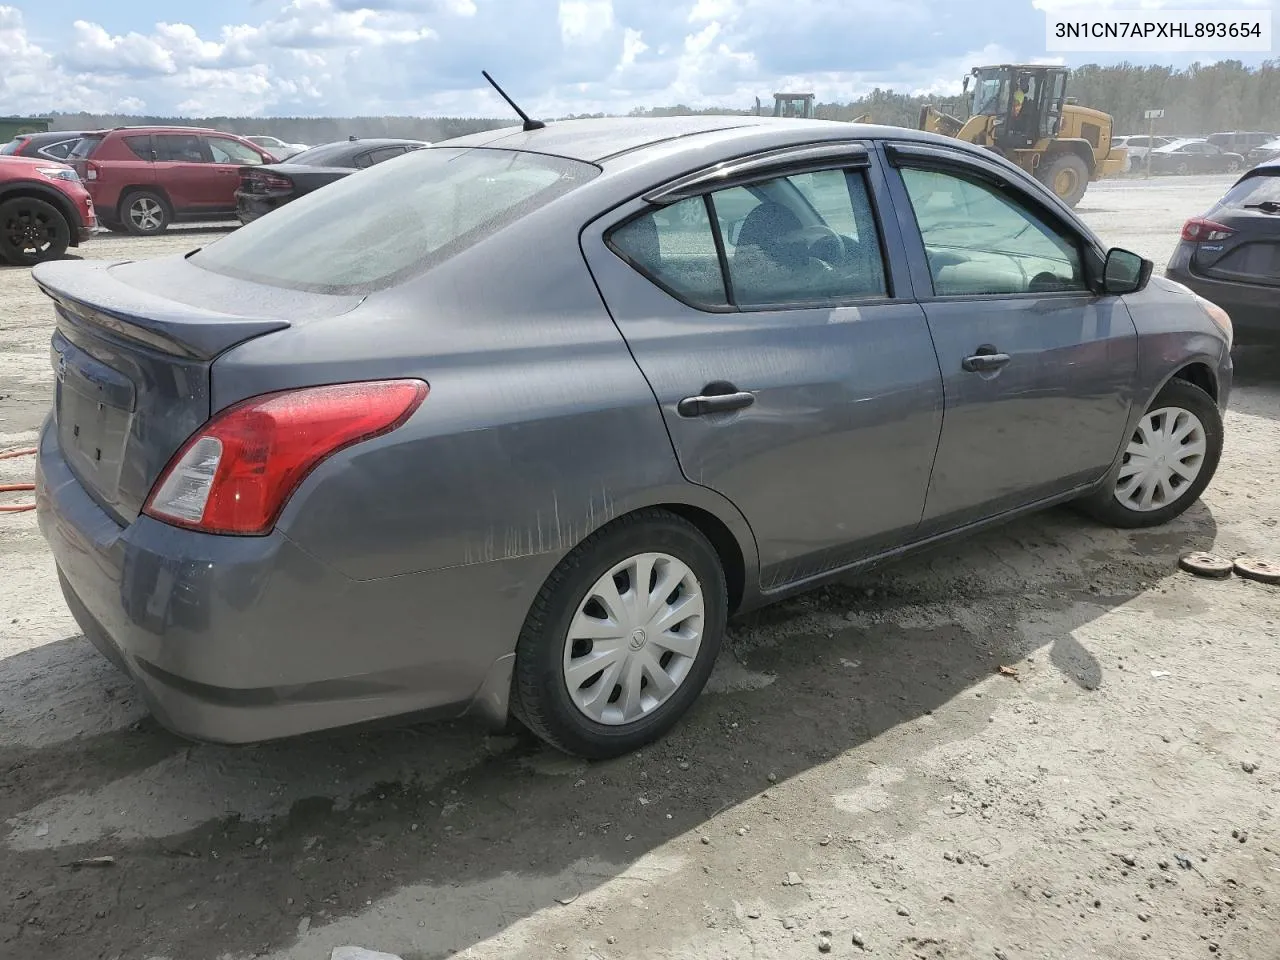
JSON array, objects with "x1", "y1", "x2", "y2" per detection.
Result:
[{"x1": 2, "y1": 178, "x2": 1279, "y2": 960}]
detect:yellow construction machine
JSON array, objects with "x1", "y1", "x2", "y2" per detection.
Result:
[{"x1": 918, "y1": 64, "x2": 1126, "y2": 207}]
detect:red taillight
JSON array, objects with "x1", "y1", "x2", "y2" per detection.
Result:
[
  {"x1": 249, "y1": 172, "x2": 293, "y2": 191},
  {"x1": 1181, "y1": 218, "x2": 1233, "y2": 243},
  {"x1": 84, "y1": 160, "x2": 99, "y2": 181},
  {"x1": 143, "y1": 380, "x2": 428, "y2": 536}
]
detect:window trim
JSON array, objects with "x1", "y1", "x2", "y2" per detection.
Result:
[
  {"x1": 607, "y1": 163, "x2": 896, "y2": 314},
  {"x1": 644, "y1": 141, "x2": 871, "y2": 206},
  {"x1": 884, "y1": 141, "x2": 1102, "y2": 302}
]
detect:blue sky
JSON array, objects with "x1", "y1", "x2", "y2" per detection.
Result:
[{"x1": 1, "y1": 0, "x2": 1276, "y2": 117}]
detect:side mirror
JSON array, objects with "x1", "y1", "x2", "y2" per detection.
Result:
[{"x1": 1102, "y1": 247, "x2": 1152, "y2": 295}]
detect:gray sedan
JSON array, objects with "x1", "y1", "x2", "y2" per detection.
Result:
[{"x1": 34, "y1": 116, "x2": 1233, "y2": 759}]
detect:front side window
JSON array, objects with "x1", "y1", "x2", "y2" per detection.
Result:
[
  {"x1": 155, "y1": 134, "x2": 207, "y2": 163},
  {"x1": 192, "y1": 147, "x2": 597, "y2": 294},
  {"x1": 208, "y1": 137, "x2": 264, "y2": 165},
  {"x1": 900, "y1": 166, "x2": 1086, "y2": 296}
]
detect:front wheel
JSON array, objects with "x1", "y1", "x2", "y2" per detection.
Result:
[
  {"x1": 0, "y1": 197, "x2": 71, "y2": 266},
  {"x1": 1079, "y1": 379, "x2": 1223, "y2": 529},
  {"x1": 1039, "y1": 153, "x2": 1089, "y2": 207},
  {"x1": 512, "y1": 509, "x2": 728, "y2": 759}
]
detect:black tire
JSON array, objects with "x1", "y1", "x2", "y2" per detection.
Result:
[
  {"x1": 1079, "y1": 379, "x2": 1223, "y2": 529},
  {"x1": 120, "y1": 190, "x2": 171, "y2": 235},
  {"x1": 1039, "y1": 153, "x2": 1089, "y2": 207},
  {"x1": 0, "y1": 197, "x2": 71, "y2": 266},
  {"x1": 1175, "y1": 161, "x2": 1191, "y2": 176},
  {"x1": 512, "y1": 509, "x2": 728, "y2": 759}
]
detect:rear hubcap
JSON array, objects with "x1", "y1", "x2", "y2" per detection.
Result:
[
  {"x1": 130, "y1": 198, "x2": 163, "y2": 230},
  {"x1": 562, "y1": 552, "x2": 705, "y2": 726},
  {"x1": 1114, "y1": 406, "x2": 1207, "y2": 512}
]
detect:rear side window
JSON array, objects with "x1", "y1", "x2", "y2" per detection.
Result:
[
  {"x1": 608, "y1": 167, "x2": 889, "y2": 309},
  {"x1": 70, "y1": 136, "x2": 103, "y2": 159},
  {"x1": 155, "y1": 134, "x2": 207, "y2": 163},
  {"x1": 123, "y1": 136, "x2": 152, "y2": 160},
  {"x1": 40, "y1": 139, "x2": 78, "y2": 160},
  {"x1": 192, "y1": 147, "x2": 597, "y2": 294},
  {"x1": 610, "y1": 199, "x2": 729, "y2": 306}
]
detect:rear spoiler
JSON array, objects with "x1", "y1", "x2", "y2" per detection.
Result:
[{"x1": 32, "y1": 259, "x2": 289, "y2": 361}]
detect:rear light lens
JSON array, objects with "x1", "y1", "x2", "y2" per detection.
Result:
[
  {"x1": 1181, "y1": 218, "x2": 1234, "y2": 243},
  {"x1": 251, "y1": 172, "x2": 293, "y2": 191},
  {"x1": 85, "y1": 161, "x2": 99, "y2": 181},
  {"x1": 1195, "y1": 295, "x2": 1234, "y2": 349},
  {"x1": 144, "y1": 380, "x2": 428, "y2": 536}
]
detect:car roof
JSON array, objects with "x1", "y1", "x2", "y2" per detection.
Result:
[{"x1": 438, "y1": 115, "x2": 989, "y2": 164}]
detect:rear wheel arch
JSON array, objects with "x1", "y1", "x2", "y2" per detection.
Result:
[
  {"x1": 1047, "y1": 139, "x2": 1097, "y2": 176},
  {"x1": 0, "y1": 184, "x2": 81, "y2": 247}
]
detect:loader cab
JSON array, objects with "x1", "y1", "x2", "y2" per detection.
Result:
[
  {"x1": 772, "y1": 93, "x2": 816, "y2": 119},
  {"x1": 967, "y1": 65, "x2": 1068, "y2": 148}
]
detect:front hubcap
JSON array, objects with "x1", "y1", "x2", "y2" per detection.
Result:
[
  {"x1": 130, "y1": 198, "x2": 163, "y2": 230},
  {"x1": 563, "y1": 552, "x2": 705, "y2": 726},
  {"x1": 1114, "y1": 406, "x2": 1207, "y2": 512}
]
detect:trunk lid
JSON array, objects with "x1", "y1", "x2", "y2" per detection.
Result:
[
  {"x1": 34, "y1": 256, "x2": 362, "y2": 525},
  {"x1": 1194, "y1": 169, "x2": 1280, "y2": 288}
]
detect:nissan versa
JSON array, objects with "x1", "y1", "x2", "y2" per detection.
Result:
[{"x1": 34, "y1": 116, "x2": 1233, "y2": 759}]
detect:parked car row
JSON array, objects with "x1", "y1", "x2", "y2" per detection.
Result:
[
  {"x1": 1115, "y1": 130, "x2": 1276, "y2": 175},
  {"x1": 0, "y1": 126, "x2": 429, "y2": 261}
]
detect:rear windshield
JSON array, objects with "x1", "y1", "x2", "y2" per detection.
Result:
[
  {"x1": 0, "y1": 138, "x2": 23, "y2": 155},
  {"x1": 69, "y1": 135, "x2": 104, "y2": 159},
  {"x1": 1219, "y1": 171, "x2": 1280, "y2": 208},
  {"x1": 284, "y1": 142, "x2": 362, "y2": 167},
  {"x1": 192, "y1": 147, "x2": 598, "y2": 294}
]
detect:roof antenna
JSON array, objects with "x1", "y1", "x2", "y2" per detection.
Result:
[{"x1": 482, "y1": 70, "x2": 545, "y2": 132}]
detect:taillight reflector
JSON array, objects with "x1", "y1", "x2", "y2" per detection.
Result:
[
  {"x1": 143, "y1": 379, "x2": 428, "y2": 536},
  {"x1": 1181, "y1": 218, "x2": 1233, "y2": 243},
  {"x1": 251, "y1": 172, "x2": 293, "y2": 191}
]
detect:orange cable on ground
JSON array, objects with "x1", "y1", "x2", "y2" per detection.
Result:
[{"x1": 0, "y1": 447, "x2": 37, "y2": 514}]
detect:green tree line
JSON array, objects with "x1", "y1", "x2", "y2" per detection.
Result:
[{"x1": 41, "y1": 59, "x2": 1280, "y2": 144}]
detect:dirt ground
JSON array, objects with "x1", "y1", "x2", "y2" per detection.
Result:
[{"x1": 2, "y1": 176, "x2": 1279, "y2": 960}]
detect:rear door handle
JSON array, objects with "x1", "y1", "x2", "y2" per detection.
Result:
[
  {"x1": 961, "y1": 352, "x2": 1012, "y2": 373},
  {"x1": 677, "y1": 390, "x2": 755, "y2": 417}
]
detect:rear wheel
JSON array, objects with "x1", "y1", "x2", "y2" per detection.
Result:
[
  {"x1": 512, "y1": 509, "x2": 727, "y2": 759},
  {"x1": 121, "y1": 190, "x2": 170, "y2": 235},
  {"x1": 0, "y1": 197, "x2": 71, "y2": 266},
  {"x1": 1226, "y1": 159, "x2": 1241, "y2": 173},
  {"x1": 1079, "y1": 379, "x2": 1223, "y2": 528},
  {"x1": 1175, "y1": 160, "x2": 1191, "y2": 176},
  {"x1": 1039, "y1": 153, "x2": 1089, "y2": 207}
]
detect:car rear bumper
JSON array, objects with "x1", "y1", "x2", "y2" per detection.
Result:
[
  {"x1": 1166, "y1": 247, "x2": 1280, "y2": 344},
  {"x1": 35, "y1": 414, "x2": 534, "y2": 743},
  {"x1": 234, "y1": 192, "x2": 284, "y2": 224}
]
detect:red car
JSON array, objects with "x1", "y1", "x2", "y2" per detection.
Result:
[
  {"x1": 69, "y1": 126, "x2": 275, "y2": 235},
  {"x1": 0, "y1": 156, "x2": 95, "y2": 266}
]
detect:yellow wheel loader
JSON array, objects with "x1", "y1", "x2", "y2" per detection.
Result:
[{"x1": 918, "y1": 65, "x2": 1127, "y2": 207}]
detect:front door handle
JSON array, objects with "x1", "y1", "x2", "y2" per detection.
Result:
[
  {"x1": 677, "y1": 389, "x2": 755, "y2": 418},
  {"x1": 961, "y1": 351, "x2": 1012, "y2": 373}
]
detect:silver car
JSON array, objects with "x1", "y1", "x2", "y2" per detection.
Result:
[{"x1": 34, "y1": 117, "x2": 1233, "y2": 758}]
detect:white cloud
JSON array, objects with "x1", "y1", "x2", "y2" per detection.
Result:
[
  {"x1": 559, "y1": 0, "x2": 615, "y2": 45},
  {"x1": 620, "y1": 27, "x2": 648, "y2": 68},
  {"x1": 0, "y1": 0, "x2": 1275, "y2": 120}
]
